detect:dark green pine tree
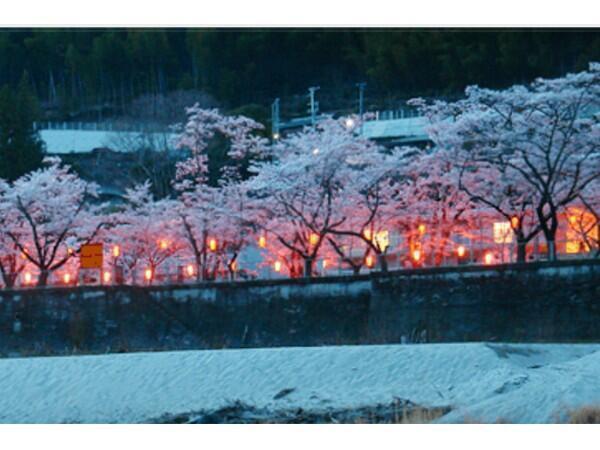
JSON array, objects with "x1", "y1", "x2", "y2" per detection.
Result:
[{"x1": 0, "y1": 72, "x2": 45, "y2": 181}]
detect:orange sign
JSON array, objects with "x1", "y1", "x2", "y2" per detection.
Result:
[{"x1": 80, "y1": 243, "x2": 103, "y2": 269}]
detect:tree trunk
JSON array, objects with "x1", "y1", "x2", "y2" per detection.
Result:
[
  {"x1": 37, "y1": 269, "x2": 50, "y2": 287},
  {"x1": 547, "y1": 240, "x2": 557, "y2": 261},
  {"x1": 377, "y1": 253, "x2": 388, "y2": 272},
  {"x1": 516, "y1": 240, "x2": 527, "y2": 263},
  {"x1": 303, "y1": 257, "x2": 313, "y2": 278}
]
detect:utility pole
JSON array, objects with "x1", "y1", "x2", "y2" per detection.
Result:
[
  {"x1": 308, "y1": 86, "x2": 320, "y2": 126},
  {"x1": 356, "y1": 82, "x2": 366, "y2": 134},
  {"x1": 271, "y1": 98, "x2": 280, "y2": 139}
]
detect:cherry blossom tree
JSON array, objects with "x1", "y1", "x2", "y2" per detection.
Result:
[
  {"x1": 0, "y1": 179, "x2": 27, "y2": 288},
  {"x1": 172, "y1": 106, "x2": 270, "y2": 280},
  {"x1": 0, "y1": 157, "x2": 106, "y2": 286},
  {"x1": 401, "y1": 148, "x2": 479, "y2": 265},
  {"x1": 246, "y1": 118, "x2": 380, "y2": 277},
  {"x1": 174, "y1": 106, "x2": 269, "y2": 189},
  {"x1": 110, "y1": 181, "x2": 183, "y2": 284},
  {"x1": 412, "y1": 62, "x2": 600, "y2": 260},
  {"x1": 326, "y1": 147, "x2": 413, "y2": 272}
]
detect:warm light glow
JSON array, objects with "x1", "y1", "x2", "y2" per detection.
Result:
[
  {"x1": 208, "y1": 238, "x2": 217, "y2": 251},
  {"x1": 274, "y1": 261, "x2": 282, "y2": 272},
  {"x1": 231, "y1": 261, "x2": 237, "y2": 271},
  {"x1": 103, "y1": 271, "x2": 111, "y2": 283},
  {"x1": 186, "y1": 264, "x2": 195, "y2": 277},
  {"x1": 566, "y1": 207, "x2": 598, "y2": 253},
  {"x1": 112, "y1": 245, "x2": 120, "y2": 258},
  {"x1": 67, "y1": 247, "x2": 73, "y2": 255},
  {"x1": 510, "y1": 216, "x2": 520, "y2": 230},
  {"x1": 457, "y1": 245, "x2": 466, "y2": 258},
  {"x1": 309, "y1": 233, "x2": 319, "y2": 246},
  {"x1": 258, "y1": 236, "x2": 267, "y2": 248},
  {"x1": 144, "y1": 268, "x2": 153, "y2": 281},
  {"x1": 363, "y1": 229, "x2": 372, "y2": 241},
  {"x1": 159, "y1": 239, "x2": 169, "y2": 250},
  {"x1": 412, "y1": 249, "x2": 422, "y2": 262},
  {"x1": 418, "y1": 224, "x2": 426, "y2": 235},
  {"x1": 322, "y1": 259, "x2": 328, "y2": 269},
  {"x1": 63, "y1": 273, "x2": 71, "y2": 284},
  {"x1": 493, "y1": 222, "x2": 513, "y2": 244},
  {"x1": 21, "y1": 251, "x2": 27, "y2": 260},
  {"x1": 365, "y1": 255, "x2": 374, "y2": 268},
  {"x1": 565, "y1": 241, "x2": 581, "y2": 254},
  {"x1": 484, "y1": 252, "x2": 494, "y2": 265},
  {"x1": 374, "y1": 230, "x2": 389, "y2": 252},
  {"x1": 24, "y1": 272, "x2": 32, "y2": 284}
]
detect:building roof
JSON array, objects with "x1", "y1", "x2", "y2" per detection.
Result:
[{"x1": 361, "y1": 116, "x2": 429, "y2": 143}]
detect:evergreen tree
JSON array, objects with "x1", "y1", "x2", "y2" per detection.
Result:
[{"x1": 0, "y1": 72, "x2": 45, "y2": 181}]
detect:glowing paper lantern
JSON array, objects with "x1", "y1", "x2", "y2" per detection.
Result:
[
  {"x1": 484, "y1": 252, "x2": 494, "y2": 265},
  {"x1": 258, "y1": 236, "x2": 267, "y2": 248},
  {"x1": 309, "y1": 233, "x2": 319, "y2": 246},
  {"x1": 412, "y1": 249, "x2": 422, "y2": 262},
  {"x1": 457, "y1": 245, "x2": 466, "y2": 258},
  {"x1": 511, "y1": 216, "x2": 520, "y2": 230},
  {"x1": 144, "y1": 268, "x2": 153, "y2": 281},
  {"x1": 365, "y1": 255, "x2": 374, "y2": 268},
  {"x1": 274, "y1": 261, "x2": 282, "y2": 272},
  {"x1": 208, "y1": 238, "x2": 217, "y2": 252},
  {"x1": 103, "y1": 271, "x2": 111, "y2": 283},
  {"x1": 186, "y1": 264, "x2": 195, "y2": 277},
  {"x1": 112, "y1": 245, "x2": 120, "y2": 258},
  {"x1": 63, "y1": 273, "x2": 71, "y2": 284}
]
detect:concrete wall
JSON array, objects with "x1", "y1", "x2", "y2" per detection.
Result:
[{"x1": 0, "y1": 260, "x2": 598, "y2": 357}]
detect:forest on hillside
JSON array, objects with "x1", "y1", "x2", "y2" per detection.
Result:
[{"x1": 0, "y1": 29, "x2": 599, "y2": 122}]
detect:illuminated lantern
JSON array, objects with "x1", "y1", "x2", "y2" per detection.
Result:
[
  {"x1": 63, "y1": 273, "x2": 71, "y2": 284},
  {"x1": 24, "y1": 272, "x2": 32, "y2": 284},
  {"x1": 322, "y1": 259, "x2": 328, "y2": 269},
  {"x1": 418, "y1": 224, "x2": 426, "y2": 235},
  {"x1": 272, "y1": 132, "x2": 280, "y2": 140},
  {"x1": 186, "y1": 264, "x2": 195, "y2": 277},
  {"x1": 144, "y1": 268, "x2": 153, "y2": 281},
  {"x1": 21, "y1": 251, "x2": 27, "y2": 260},
  {"x1": 312, "y1": 148, "x2": 320, "y2": 155},
  {"x1": 67, "y1": 247, "x2": 74, "y2": 255},
  {"x1": 274, "y1": 261, "x2": 282, "y2": 272},
  {"x1": 511, "y1": 216, "x2": 520, "y2": 230},
  {"x1": 103, "y1": 271, "x2": 111, "y2": 283},
  {"x1": 231, "y1": 261, "x2": 237, "y2": 271},
  {"x1": 484, "y1": 252, "x2": 494, "y2": 265},
  {"x1": 363, "y1": 229, "x2": 372, "y2": 241},
  {"x1": 309, "y1": 233, "x2": 319, "y2": 246},
  {"x1": 112, "y1": 245, "x2": 120, "y2": 258},
  {"x1": 345, "y1": 118, "x2": 355, "y2": 129},
  {"x1": 456, "y1": 245, "x2": 466, "y2": 258},
  {"x1": 159, "y1": 239, "x2": 169, "y2": 250},
  {"x1": 208, "y1": 238, "x2": 217, "y2": 251},
  {"x1": 412, "y1": 249, "x2": 422, "y2": 262},
  {"x1": 365, "y1": 255, "x2": 374, "y2": 268},
  {"x1": 258, "y1": 236, "x2": 267, "y2": 248}
]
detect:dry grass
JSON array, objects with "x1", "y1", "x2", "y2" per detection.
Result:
[
  {"x1": 567, "y1": 405, "x2": 600, "y2": 424},
  {"x1": 352, "y1": 406, "x2": 449, "y2": 424}
]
